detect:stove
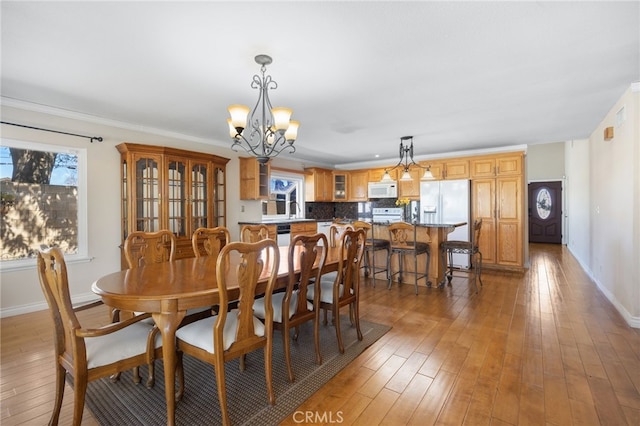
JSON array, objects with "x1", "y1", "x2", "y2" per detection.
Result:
[{"x1": 372, "y1": 207, "x2": 404, "y2": 223}]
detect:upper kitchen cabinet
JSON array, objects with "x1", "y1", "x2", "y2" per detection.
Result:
[
  {"x1": 398, "y1": 168, "x2": 423, "y2": 199},
  {"x1": 117, "y1": 143, "x2": 229, "y2": 264},
  {"x1": 368, "y1": 168, "x2": 396, "y2": 183},
  {"x1": 333, "y1": 172, "x2": 348, "y2": 201},
  {"x1": 470, "y1": 153, "x2": 522, "y2": 178},
  {"x1": 304, "y1": 167, "x2": 333, "y2": 202},
  {"x1": 349, "y1": 170, "x2": 369, "y2": 201},
  {"x1": 239, "y1": 157, "x2": 270, "y2": 200},
  {"x1": 442, "y1": 159, "x2": 469, "y2": 179},
  {"x1": 419, "y1": 161, "x2": 443, "y2": 180}
]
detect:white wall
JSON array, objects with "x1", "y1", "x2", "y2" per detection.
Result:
[
  {"x1": 0, "y1": 105, "x2": 243, "y2": 316},
  {"x1": 527, "y1": 142, "x2": 565, "y2": 181},
  {"x1": 566, "y1": 83, "x2": 639, "y2": 326}
]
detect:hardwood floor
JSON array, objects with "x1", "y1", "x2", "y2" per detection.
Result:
[{"x1": 2, "y1": 244, "x2": 639, "y2": 425}]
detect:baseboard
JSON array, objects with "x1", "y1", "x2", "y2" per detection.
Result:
[{"x1": 567, "y1": 246, "x2": 640, "y2": 329}]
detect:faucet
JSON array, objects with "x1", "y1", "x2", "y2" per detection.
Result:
[{"x1": 289, "y1": 201, "x2": 301, "y2": 219}]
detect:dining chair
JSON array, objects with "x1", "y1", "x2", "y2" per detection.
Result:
[
  {"x1": 322, "y1": 223, "x2": 354, "y2": 283},
  {"x1": 352, "y1": 221, "x2": 390, "y2": 286},
  {"x1": 192, "y1": 226, "x2": 231, "y2": 258},
  {"x1": 123, "y1": 229, "x2": 211, "y2": 386},
  {"x1": 175, "y1": 239, "x2": 279, "y2": 426},
  {"x1": 253, "y1": 233, "x2": 328, "y2": 382},
  {"x1": 387, "y1": 222, "x2": 430, "y2": 295},
  {"x1": 328, "y1": 222, "x2": 354, "y2": 248},
  {"x1": 240, "y1": 224, "x2": 271, "y2": 242},
  {"x1": 123, "y1": 229, "x2": 176, "y2": 268},
  {"x1": 307, "y1": 228, "x2": 365, "y2": 353},
  {"x1": 36, "y1": 247, "x2": 162, "y2": 426},
  {"x1": 440, "y1": 219, "x2": 483, "y2": 293}
]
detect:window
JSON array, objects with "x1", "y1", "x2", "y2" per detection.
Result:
[
  {"x1": 261, "y1": 171, "x2": 304, "y2": 220},
  {"x1": 0, "y1": 139, "x2": 88, "y2": 270}
]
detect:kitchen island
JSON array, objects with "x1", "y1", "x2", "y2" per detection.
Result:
[{"x1": 371, "y1": 222, "x2": 466, "y2": 287}]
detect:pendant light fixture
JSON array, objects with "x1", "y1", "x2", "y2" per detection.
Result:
[
  {"x1": 380, "y1": 136, "x2": 434, "y2": 182},
  {"x1": 227, "y1": 54, "x2": 299, "y2": 164}
]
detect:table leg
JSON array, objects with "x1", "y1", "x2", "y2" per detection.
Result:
[{"x1": 152, "y1": 303, "x2": 185, "y2": 426}]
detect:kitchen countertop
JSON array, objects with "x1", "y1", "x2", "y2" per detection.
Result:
[{"x1": 238, "y1": 218, "x2": 317, "y2": 225}]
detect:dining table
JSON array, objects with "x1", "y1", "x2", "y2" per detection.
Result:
[{"x1": 92, "y1": 244, "x2": 342, "y2": 426}]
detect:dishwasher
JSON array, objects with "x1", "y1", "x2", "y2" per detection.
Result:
[
  {"x1": 316, "y1": 221, "x2": 332, "y2": 245},
  {"x1": 276, "y1": 223, "x2": 291, "y2": 246}
]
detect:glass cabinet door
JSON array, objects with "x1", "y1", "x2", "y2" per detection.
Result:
[
  {"x1": 133, "y1": 154, "x2": 162, "y2": 233},
  {"x1": 214, "y1": 166, "x2": 226, "y2": 227},
  {"x1": 191, "y1": 161, "x2": 209, "y2": 231},
  {"x1": 167, "y1": 158, "x2": 187, "y2": 237}
]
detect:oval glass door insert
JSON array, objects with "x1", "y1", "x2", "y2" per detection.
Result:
[{"x1": 536, "y1": 188, "x2": 552, "y2": 219}]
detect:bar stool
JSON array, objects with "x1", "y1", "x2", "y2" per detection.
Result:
[
  {"x1": 440, "y1": 219, "x2": 483, "y2": 293},
  {"x1": 387, "y1": 222, "x2": 430, "y2": 295},
  {"x1": 353, "y1": 221, "x2": 389, "y2": 286}
]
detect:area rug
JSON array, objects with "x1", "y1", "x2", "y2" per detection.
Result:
[{"x1": 84, "y1": 318, "x2": 390, "y2": 425}]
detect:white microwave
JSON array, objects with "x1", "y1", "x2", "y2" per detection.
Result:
[{"x1": 367, "y1": 181, "x2": 398, "y2": 198}]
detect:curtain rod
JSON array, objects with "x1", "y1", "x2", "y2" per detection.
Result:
[{"x1": 0, "y1": 121, "x2": 103, "y2": 143}]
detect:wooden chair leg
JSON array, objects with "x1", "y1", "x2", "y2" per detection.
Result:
[
  {"x1": 264, "y1": 342, "x2": 275, "y2": 405},
  {"x1": 353, "y1": 301, "x2": 363, "y2": 342},
  {"x1": 50, "y1": 363, "x2": 65, "y2": 425},
  {"x1": 72, "y1": 376, "x2": 87, "y2": 426},
  {"x1": 314, "y1": 311, "x2": 322, "y2": 365},
  {"x1": 214, "y1": 360, "x2": 230, "y2": 426},
  {"x1": 334, "y1": 305, "x2": 344, "y2": 354},
  {"x1": 283, "y1": 327, "x2": 294, "y2": 382}
]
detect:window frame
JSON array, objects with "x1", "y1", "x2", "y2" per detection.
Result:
[
  {"x1": 0, "y1": 138, "x2": 89, "y2": 271},
  {"x1": 261, "y1": 170, "x2": 305, "y2": 220}
]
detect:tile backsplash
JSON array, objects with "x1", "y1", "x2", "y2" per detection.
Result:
[{"x1": 306, "y1": 199, "x2": 398, "y2": 221}]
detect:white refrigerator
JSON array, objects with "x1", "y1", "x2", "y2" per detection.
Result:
[{"x1": 420, "y1": 179, "x2": 471, "y2": 269}]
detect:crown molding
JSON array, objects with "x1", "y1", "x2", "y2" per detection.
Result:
[{"x1": 0, "y1": 97, "x2": 229, "y2": 149}]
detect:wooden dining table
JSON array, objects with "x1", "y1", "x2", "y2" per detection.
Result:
[{"x1": 92, "y1": 244, "x2": 342, "y2": 426}]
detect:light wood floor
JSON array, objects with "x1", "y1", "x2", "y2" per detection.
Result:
[{"x1": 2, "y1": 244, "x2": 639, "y2": 425}]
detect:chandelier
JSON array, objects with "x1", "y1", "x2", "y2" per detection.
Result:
[
  {"x1": 227, "y1": 54, "x2": 299, "y2": 164},
  {"x1": 380, "y1": 136, "x2": 434, "y2": 182}
]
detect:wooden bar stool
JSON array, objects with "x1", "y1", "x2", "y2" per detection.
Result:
[
  {"x1": 387, "y1": 222, "x2": 430, "y2": 295},
  {"x1": 353, "y1": 221, "x2": 390, "y2": 285},
  {"x1": 440, "y1": 219, "x2": 483, "y2": 293}
]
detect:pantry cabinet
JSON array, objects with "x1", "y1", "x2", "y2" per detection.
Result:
[
  {"x1": 471, "y1": 152, "x2": 524, "y2": 269},
  {"x1": 117, "y1": 143, "x2": 229, "y2": 265}
]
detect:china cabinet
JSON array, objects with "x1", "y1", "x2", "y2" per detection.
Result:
[{"x1": 117, "y1": 143, "x2": 229, "y2": 265}]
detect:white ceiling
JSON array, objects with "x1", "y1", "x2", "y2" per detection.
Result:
[{"x1": 2, "y1": 1, "x2": 638, "y2": 168}]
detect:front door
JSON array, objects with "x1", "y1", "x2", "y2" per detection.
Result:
[{"x1": 528, "y1": 181, "x2": 562, "y2": 244}]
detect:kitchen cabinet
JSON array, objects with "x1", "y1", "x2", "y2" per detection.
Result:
[
  {"x1": 291, "y1": 221, "x2": 317, "y2": 238},
  {"x1": 419, "y1": 161, "x2": 443, "y2": 180},
  {"x1": 239, "y1": 157, "x2": 270, "y2": 200},
  {"x1": 333, "y1": 172, "x2": 348, "y2": 201},
  {"x1": 470, "y1": 153, "x2": 522, "y2": 178},
  {"x1": 442, "y1": 159, "x2": 469, "y2": 179},
  {"x1": 349, "y1": 170, "x2": 369, "y2": 201},
  {"x1": 117, "y1": 143, "x2": 229, "y2": 265},
  {"x1": 398, "y1": 168, "x2": 422, "y2": 199},
  {"x1": 369, "y1": 168, "x2": 396, "y2": 183},
  {"x1": 471, "y1": 152, "x2": 524, "y2": 269},
  {"x1": 304, "y1": 167, "x2": 333, "y2": 201}
]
